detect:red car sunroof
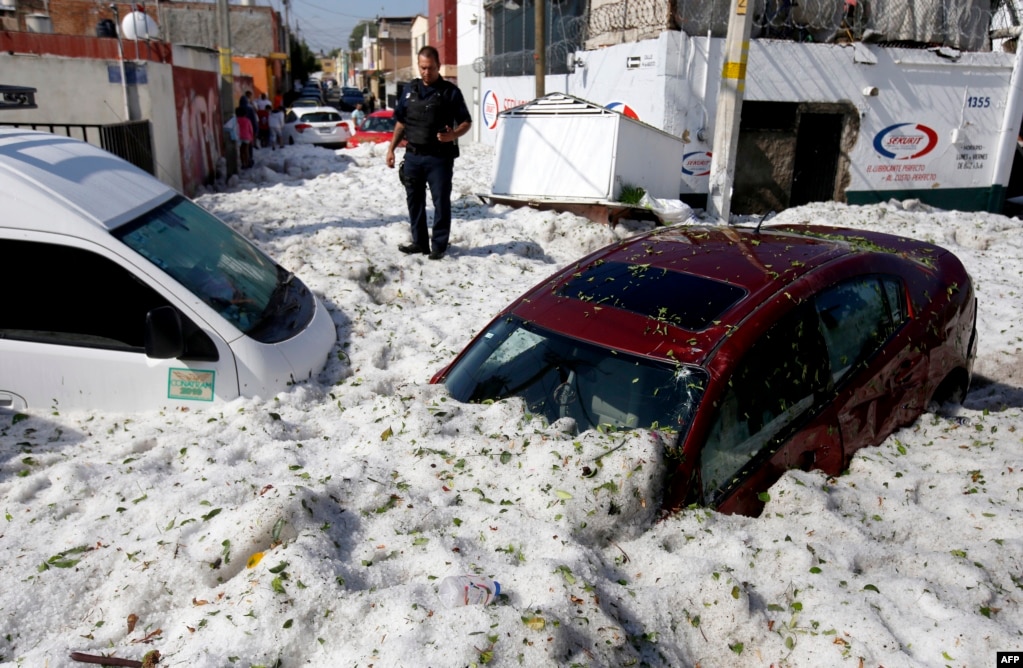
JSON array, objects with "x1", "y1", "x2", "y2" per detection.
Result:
[{"x1": 557, "y1": 260, "x2": 747, "y2": 331}]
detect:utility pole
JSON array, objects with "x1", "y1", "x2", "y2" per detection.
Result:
[
  {"x1": 110, "y1": 3, "x2": 131, "y2": 121},
  {"x1": 706, "y1": 0, "x2": 755, "y2": 223},
  {"x1": 283, "y1": 0, "x2": 292, "y2": 92},
  {"x1": 217, "y1": 0, "x2": 237, "y2": 176},
  {"x1": 534, "y1": 0, "x2": 545, "y2": 98}
]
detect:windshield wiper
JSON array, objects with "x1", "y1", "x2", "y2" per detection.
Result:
[{"x1": 277, "y1": 270, "x2": 295, "y2": 309}]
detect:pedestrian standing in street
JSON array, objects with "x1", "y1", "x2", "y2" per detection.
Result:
[
  {"x1": 268, "y1": 105, "x2": 285, "y2": 149},
  {"x1": 351, "y1": 102, "x2": 366, "y2": 129},
  {"x1": 235, "y1": 107, "x2": 254, "y2": 168},
  {"x1": 385, "y1": 46, "x2": 472, "y2": 260},
  {"x1": 240, "y1": 92, "x2": 259, "y2": 147}
]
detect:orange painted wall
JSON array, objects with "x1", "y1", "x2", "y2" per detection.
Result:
[{"x1": 234, "y1": 56, "x2": 283, "y2": 102}]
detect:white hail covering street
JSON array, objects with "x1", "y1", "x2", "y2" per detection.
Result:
[{"x1": 1, "y1": 140, "x2": 1021, "y2": 667}]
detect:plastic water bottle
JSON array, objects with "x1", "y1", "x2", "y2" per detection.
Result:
[{"x1": 438, "y1": 574, "x2": 501, "y2": 607}]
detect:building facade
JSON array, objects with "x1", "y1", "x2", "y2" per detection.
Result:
[{"x1": 428, "y1": 0, "x2": 458, "y2": 80}]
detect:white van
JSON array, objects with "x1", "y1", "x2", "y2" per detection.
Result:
[{"x1": 0, "y1": 129, "x2": 336, "y2": 412}]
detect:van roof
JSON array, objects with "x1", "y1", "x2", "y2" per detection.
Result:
[{"x1": 0, "y1": 129, "x2": 175, "y2": 233}]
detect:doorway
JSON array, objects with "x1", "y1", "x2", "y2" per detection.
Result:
[{"x1": 791, "y1": 112, "x2": 844, "y2": 206}]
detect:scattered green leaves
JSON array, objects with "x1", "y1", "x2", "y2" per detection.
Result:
[
  {"x1": 618, "y1": 184, "x2": 645, "y2": 205},
  {"x1": 555, "y1": 564, "x2": 576, "y2": 585},
  {"x1": 38, "y1": 545, "x2": 90, "y2": 571},
  {"x1": 522, "y1": 615, "x2": 546, "y2": 631}
]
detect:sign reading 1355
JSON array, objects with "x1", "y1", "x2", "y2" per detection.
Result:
[{"x1": 967, "y1": 95, "x2": 992, "y2": 108}]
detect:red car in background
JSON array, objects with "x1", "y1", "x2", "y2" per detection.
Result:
[
  {"x1": 348, "y1": 110, "x2": 405, "y2": 148},
  {"x1": 431, "y1": 224, "x2": 978, "y2": 517}
]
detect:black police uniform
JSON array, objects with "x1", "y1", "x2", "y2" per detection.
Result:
[{"x1": 394, "y1": 76, "x2": 472, "y2": 256}]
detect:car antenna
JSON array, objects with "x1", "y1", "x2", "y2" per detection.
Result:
[{"x1": 755, "y1": 210, "x2": 777, "y2": 234}]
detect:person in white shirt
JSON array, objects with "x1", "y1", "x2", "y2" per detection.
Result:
[
  {"x1": 351, "y1": 103, "x2": 366, "y2": 129},
  {"x1": 268, "y1": 106, "x2": 285, "y2": 149}
]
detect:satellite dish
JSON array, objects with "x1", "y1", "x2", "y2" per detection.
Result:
[{"x1": 121, "y1": 10, "x2": 159, "y2": 39}]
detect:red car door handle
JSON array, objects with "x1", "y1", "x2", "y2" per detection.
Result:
[{"x1": 893, "y1": 358, "x2": 918, "y2": 385}]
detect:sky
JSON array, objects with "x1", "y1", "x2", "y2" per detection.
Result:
[
  {"x1": 280, "y1": 0, "x2": 428, "y2": 54},
  {"x1": 1, "y1": 139, "x2": 1022, "y2": 667}
]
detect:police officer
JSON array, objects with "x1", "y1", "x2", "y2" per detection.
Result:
[{"x1": 386, "y1": 46, "x2": 472, "y2": 260}]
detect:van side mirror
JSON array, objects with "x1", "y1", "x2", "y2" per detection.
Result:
[{"x1": 145, "y1": 305, "x2": 185, "y2": 359}]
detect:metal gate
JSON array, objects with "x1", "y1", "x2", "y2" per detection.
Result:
[{"x1": 1, "y1": 120, "x2": 155, "y2": 175}]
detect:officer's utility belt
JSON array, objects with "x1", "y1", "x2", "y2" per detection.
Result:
[{"x1": 405, "y1": 143, "x2": 448, "y2": 156}]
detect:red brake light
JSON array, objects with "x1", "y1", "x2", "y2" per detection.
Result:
[{"x1": 295, "y1": 123, "x2": 311, "y2": 133}]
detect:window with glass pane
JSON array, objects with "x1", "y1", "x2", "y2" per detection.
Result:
[
  {"x1": 815, "y1": 276, "x2": 894, "y2": 383},
  {"x1": 114, "y1": 195, "x2": 279, "y2": 333},
  {"x1": 444, "y1": 316, "x2": 706, "y2": 436},
  {"x1": 701, "y1": 304, "x2": 827, "y2": 497},
  {"x1": 0, "y1": 239, "x2": 216, "y2": 359}
]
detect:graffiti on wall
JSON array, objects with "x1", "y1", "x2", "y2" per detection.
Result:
[{"x1": 174, "y1": 68, "x2": 222, "y2": 196}]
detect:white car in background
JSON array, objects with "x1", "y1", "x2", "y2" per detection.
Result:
[
  {"x1": 283, "y1": 106, "x2": 350, "y2": 149},
  {"x1": 0, "y1": 129, "x2": 337, "y2": 412}
]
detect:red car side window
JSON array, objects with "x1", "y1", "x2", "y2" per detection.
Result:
[
  {"x1": 815, "y1": 276, "x2": 898, "y2": 384},
  {"x1": 701, "y1": 304, "x2": 828, "y2": 499}
]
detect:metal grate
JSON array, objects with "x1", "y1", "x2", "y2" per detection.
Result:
[
  {"x1": 99, "y1": 121, "x2": 155, "y2": 175},
  {"x1": 2, "y1": 120, "x2": 155, "y2": 175}
]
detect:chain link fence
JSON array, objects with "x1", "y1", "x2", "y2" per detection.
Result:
[{"x1": 479, "y1": 0, "x2": 1015, "y2": 77}]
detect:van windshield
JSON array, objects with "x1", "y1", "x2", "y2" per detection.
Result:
[{"x1": 113, "y1": 195, "x2": 279, "y2": 333}]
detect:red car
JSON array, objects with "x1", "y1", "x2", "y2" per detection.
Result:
[
  {"x1": 348, "y1": 110, "x2": 403, "y2": 147},
  {"x1": 431, "y1": 224, "x2": 977, "y2": 516}
]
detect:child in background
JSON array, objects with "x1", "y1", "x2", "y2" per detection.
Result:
[
  {"x1": 257, "y1": 106, "x2": 270, "y2": 148},
  {"x1": 236, "y1": 106, "x2": 254, "y2": 168}
]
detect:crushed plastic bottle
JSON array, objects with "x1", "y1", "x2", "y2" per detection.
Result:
[{"x1": 438, "y1": 574, "x2": 501, "y2": 607}]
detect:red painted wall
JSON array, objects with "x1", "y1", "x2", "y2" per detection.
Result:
[
  {"x1": 428, "y1": 0, "x2": 457, "y2": 69},
  {"x1": 0, "y1": 31, "x2": 172, "y2": 62},
  {"x1": 173, "y1": 67, "x2": 222, "y2": 195}
]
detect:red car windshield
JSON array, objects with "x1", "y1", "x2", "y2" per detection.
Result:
[{"x1": 442, "y1": 315, "x2": 707, "y2": 438}]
